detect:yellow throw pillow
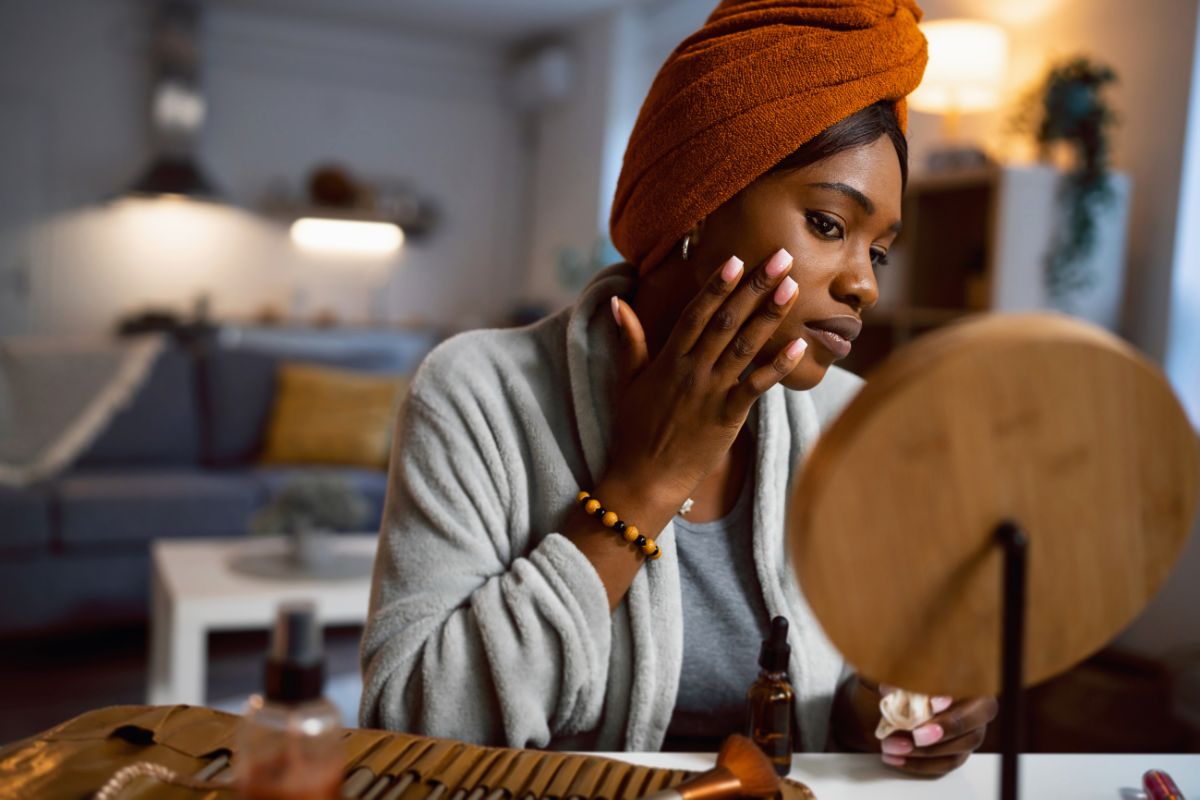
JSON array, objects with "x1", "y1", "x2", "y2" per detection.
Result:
[{"x1": 259, "y1": 362, "x2": 410, "y2": 469}]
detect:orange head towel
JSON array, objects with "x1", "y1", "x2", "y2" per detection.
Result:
[{"x1": 611, "y1": 0, "x2": 928, "y2": 274}]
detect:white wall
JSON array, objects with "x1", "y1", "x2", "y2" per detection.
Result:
[
  {"x1": 1167, "y1": 10, "x2": 1200, "y2": 429},
  {"x1": 521, "y1": 11, "x2": 617, "y2": 309},
  {"x1": 0, "y1": 0, "x2": 529, "y2": 334},
  {"x1": 519, "y1": 0, "x2": 711, "y2": 310},
  {"x1": 1119, "y1": 8, "x2": 1200, "y2": 664}
]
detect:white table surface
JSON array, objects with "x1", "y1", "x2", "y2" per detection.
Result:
[
  {"x1": 146, "y1": 534, "x2": 378, "y2": 706},
  {"x1": 600, "y1": 752, "x2": 1200, "y2": 799}
]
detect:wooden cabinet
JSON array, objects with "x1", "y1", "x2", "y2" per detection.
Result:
[{"x1": 845, "y1": 164, "x2": 1131, "y2": 375}]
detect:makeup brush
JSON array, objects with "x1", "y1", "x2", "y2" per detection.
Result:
[{"x1": 642, "y1": 734, "x2": 781, "y2": 800}]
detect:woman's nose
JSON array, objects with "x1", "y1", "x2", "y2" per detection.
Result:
[{"x1": 831, "y1": 252, "x2": 880, "y2": 312}]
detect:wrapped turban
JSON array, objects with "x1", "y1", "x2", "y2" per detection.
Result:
[{"x1": 610, "y1": 0, "x2": 928, "y2": 274}]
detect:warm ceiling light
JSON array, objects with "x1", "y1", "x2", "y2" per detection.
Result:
[
  {"x1": 909, "y1": 19, "x2": 1009, "y2": 122},
  {"x1": 289, "y1": 218, "x2": 404, "y2": 255}
]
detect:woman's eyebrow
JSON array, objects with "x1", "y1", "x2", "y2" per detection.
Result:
[{"x1": 806, "y1": 182, "x2": 875, "y2": 215}]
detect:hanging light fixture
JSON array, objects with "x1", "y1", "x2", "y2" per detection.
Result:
[{"x1": 127, "y1": 0, "x2": 220, "y2": 199}]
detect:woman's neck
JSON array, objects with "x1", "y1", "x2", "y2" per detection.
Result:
[{"x1": 685, "y1": 425, "x2": 754, "y2": 522}]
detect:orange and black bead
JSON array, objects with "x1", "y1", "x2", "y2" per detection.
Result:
[{"x1": 576, "y1": 491, "x2": 660, "y2": 561}]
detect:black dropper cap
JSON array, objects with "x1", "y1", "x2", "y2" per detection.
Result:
[
  {"x1": 758, "y1": 616, "x2": 790, "y2": 672},
  {"x1": 264, "y1": 601, "x2": 325, "y2": 704}
]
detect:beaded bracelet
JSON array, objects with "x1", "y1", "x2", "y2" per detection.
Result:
[{"x1": 575, "y1": 490, "x2": 662, "y2": 560}]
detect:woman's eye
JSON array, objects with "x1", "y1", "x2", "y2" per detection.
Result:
[
  {"x1": 871, "y1": 248, "x2": 889, "y2": 269},
  {"x1": 805, "y1": 211, "x2": 843, "y2": 240}
]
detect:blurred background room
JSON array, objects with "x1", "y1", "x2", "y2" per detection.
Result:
[{"x1": 0, "y1": 0, "x2": 1198, "y2": 754}]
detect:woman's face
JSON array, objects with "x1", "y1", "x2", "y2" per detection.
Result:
[{"x1": 684, "y1": 135, "x2": 903, "y2": 390}]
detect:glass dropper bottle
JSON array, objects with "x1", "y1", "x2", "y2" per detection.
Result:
[{"x1": 746, "y1": 615, "x2": 795, "y2": 776}]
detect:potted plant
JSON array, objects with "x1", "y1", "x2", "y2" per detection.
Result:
[
  {"x1": 1012, "y1": 56, "x2": 1120, "y2": 299},
  {"x1": 250, "y1": 473, "x2": 370, "y2": 568}
]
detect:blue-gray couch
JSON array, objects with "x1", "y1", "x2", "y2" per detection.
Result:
[{"x1": 0, "y1": 327, "x2": 441, "y2": 637}]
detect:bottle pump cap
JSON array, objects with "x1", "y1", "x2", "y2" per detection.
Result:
[
  {"x1": 759, "y1": 615, "x2": 790, "y2": 672},
  {"x1": 265, "y1": 601, "x2": 325, "y2": 703}
]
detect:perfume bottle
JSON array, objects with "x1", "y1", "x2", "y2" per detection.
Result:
[
  {"x1": 746, "y1": 615, "x2": 794, "y2": 776},
  {"x1": 237, "y1": 602, "x2": 343, "y2": 800}
]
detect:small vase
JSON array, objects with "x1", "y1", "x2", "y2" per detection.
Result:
[
  {"x1": 291, "y1": 529, "x2": 335, "y2": 570},
  {"x1": 1043, "y1": 171, "x2": 1131, "y2": 331}
]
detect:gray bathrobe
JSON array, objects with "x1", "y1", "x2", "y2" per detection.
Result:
[{"x1": 360, "y1": 262, "x2": 864, "y2": 752}]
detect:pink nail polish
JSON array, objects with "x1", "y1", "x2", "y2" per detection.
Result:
[
  {"x1": 881, "y1": 755, "x2": 906, "y2": 767},
  {"x1": 765, "y1": 248, "x2": 793, "y2": 277},
  {"x1": 610, "y1": 296, "x2": 621, "y2": 326},
  {"x1": 720, "y1": 256, "x2": 744, "y2": 282},
  {"x1": 785, "y1": 338, "x2": 807, "y2": 360},
  {"x1": 913, "y1": 724, "x2": 944, "y2": 748},
  {"x1": 932, "y1": 696, "x2": 954, "y2": 714},
  {"x1": 881, "y1": 737, "x2": 913, "y2": 756},
  {"x1": 773, "y1": 276, "x2": 797, "y2": 305}
]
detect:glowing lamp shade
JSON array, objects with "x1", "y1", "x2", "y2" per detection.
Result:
[
  {"x1": 909, "y1": 19, "x2": 1009, "y2": 115},
  {"x1": 290, "y1": 218, "x2": 404, "y2": 255}
]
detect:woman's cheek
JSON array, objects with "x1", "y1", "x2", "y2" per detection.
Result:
[{"x1": 782, "y1": 236, "x2": 824, "y2": 277}]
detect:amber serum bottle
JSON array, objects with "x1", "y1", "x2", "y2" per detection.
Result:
[{"x1": 746, "y1": 615, "x2": 795, "y2": 776}]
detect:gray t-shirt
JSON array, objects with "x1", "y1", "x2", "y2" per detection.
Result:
[{"x1": 662, "y1": 461, "x2": 772, "y2": 751}]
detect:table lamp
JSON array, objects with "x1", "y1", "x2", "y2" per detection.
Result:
[
  {"x1": 909, "y1": 18, "x2": 1010, "y2": 170},
  {"x1": 789, "y1": 313, "x2": 1198, "y2": 800}
]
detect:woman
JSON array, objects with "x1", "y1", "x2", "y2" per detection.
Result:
[{"x1": 361, "y1": 0, "x2": 997, "y2": 776}]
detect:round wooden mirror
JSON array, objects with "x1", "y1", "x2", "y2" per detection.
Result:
[{"x1": 789, "y1": 314, "x2": 1199, "y2": 697}]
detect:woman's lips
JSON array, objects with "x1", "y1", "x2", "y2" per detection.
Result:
[{"x1": 804, "y1": 316, "x2": 862, "y2": 360}]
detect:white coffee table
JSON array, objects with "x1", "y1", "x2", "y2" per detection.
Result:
[{"x1": 146, "y1": 534, "x2": 378, "y2": 706}]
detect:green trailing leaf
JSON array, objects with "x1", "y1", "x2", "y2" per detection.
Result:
[{"x1": 1012, "y1": 56, "x2": 1119, "y2": 298}]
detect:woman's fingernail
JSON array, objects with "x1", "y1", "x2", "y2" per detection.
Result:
[
  {"x1": 611, "y1": 296, "x2": 621, "y2": 326},
  {"x1": 881, "y1": 737, "x2": 913, "y2": 756},
  {"x1": 881, "y1": 755, "x2": 906, "y2": 767},
  {"x1": 720, "y1": 256, "x2": 744, "y2": 282},
  {"x1": 773, "y1": 276, "x2": 797, "y2": 305},
  {"x1": 786, "y1": 337, "x2": 808, "y2": 360},
  {"x1": 913, "y1": 724, "x2": 944, "y2": 748},
  {"x1": 932, "y1": 696, "x2": 954, "y2": 714},
  {"x1": 765, "y1": 248, "x2": 793, "y2": 277}
]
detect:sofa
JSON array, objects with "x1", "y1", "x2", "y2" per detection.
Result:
[{"x1": 0, "y1": 326, "x2": 442, "y2": 637}]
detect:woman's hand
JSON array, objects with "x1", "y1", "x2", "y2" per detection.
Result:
[
  {"x1": 605, "y1": 248, "x2": 805, "y2": 513},
  {"x1": 565, "y1": 248, "x2": 804, "y2": 611},
  {"x1": 833, "y1": 675, "x2": 997, "y2": 777},
  {"x1": 877, "y1": 688, "x2": 998, "y2": 777}
]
